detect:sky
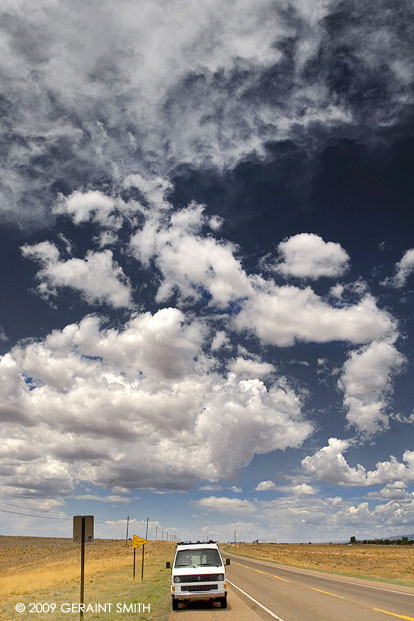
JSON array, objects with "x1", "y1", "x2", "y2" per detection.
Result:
[{"x1": 0, "y1": 0, "x2": 413, "y2": 544}]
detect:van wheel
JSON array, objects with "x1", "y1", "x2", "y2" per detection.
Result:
[
  {"x1": 219, "y1": 597, "x2": 227, "y2": 609},
  {"x1": 172, "y1": 597, "x2": 179, "y2": 610}
]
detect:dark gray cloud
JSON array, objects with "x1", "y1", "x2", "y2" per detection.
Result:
[{"x1": 0, "y1": 405, "x2": 34, "y2": 426}]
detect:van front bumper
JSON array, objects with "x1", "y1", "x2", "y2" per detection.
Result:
[{"x1": 172, "y1": 585, "x2": 227, "y2": 600}]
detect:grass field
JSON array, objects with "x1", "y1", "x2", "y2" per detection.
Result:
[
  {"x1": 0, "y1": 537, "x2": 176, "y2": 620},
  {"x1": 3, "y1": 538, "x2": 413, "y2": 620},
  {"x1": 224, "y1": 542, "x2": 414, "y2": 586}
]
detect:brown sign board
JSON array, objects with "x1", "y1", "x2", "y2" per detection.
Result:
[{"x1": 73, "y1": 515, "x2": 94, "y2": 542}]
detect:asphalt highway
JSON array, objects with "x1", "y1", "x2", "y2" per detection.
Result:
[{"x1": 222, "y1": 551, "x2": 414, "y2": 621}]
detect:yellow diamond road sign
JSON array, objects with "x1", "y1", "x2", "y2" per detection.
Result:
[{"x1": 133, "y1": 535, "x2": 148, "y2": 548}]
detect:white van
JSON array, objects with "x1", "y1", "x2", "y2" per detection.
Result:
[{"x1": 166, "y1": 542, "x2": 230, "y2": 610}]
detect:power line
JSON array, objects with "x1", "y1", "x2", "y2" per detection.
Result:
[
  {"x1": 0, "y1": 499, "x2": 67, "y2": 518},
  {"x1": 0, "y1": 507, "x2": 71, "y2": 520},
  {"x1": 0, "y1": 507, "x2": 146, "y2": 526},
  {"x1": 0, "y1": 500, "x2": 130, "y2": 524},
  {"x1": 0, "y1": 503, "x2": 173, "y2": 534}
]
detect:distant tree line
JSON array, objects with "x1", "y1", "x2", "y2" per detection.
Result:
[{"x1": 349, "y1": 536, "x2": 414, "y2": 545}]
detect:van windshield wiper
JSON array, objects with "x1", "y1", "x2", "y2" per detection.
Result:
[
  {"x1": 176, "y1": 564, "x2": 197, "y2": 568},
  {"x1": 200, "y1": 563, "x2": 221, "y2": 566}
]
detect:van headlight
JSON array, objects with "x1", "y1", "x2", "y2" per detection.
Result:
[
  {"x1": 217, "y1": 574, "x2": 224, "y2": 581},
  {"x1": 174, "y1": 576, "x2": 181, "y2": 583}
]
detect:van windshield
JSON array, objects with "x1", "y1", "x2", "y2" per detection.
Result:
[{"x1": 175, "y1": 548, "x2": 222, "y2": 568}]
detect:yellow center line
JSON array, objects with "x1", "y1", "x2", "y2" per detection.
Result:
[
  {"x1": 311, "y1": 587, "x2": 344, "y2": 599},
  {"x1": 374, "y1": 609, "x2": 414, "y2": 621},
  {"x1": 230, "y1": 558, "x2": 414, "y2": 620},
  {"x1": 234, "y1": 561, "x2": 290, "y2": 582}
]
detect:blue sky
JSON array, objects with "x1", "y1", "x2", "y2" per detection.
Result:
[{"x1": 0, "y1": 0, "x2": 413, "y2": 543}]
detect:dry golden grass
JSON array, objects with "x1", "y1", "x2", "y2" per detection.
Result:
[
  {"x1": 0, "y1": 537, "x2": 174, "y2": 597},
  {"x1": 0, "y1": 537, "x2": 176, "y2": 620},
  {"x1": 225, "y1": 542, "x2": 414, "y2": 585}
]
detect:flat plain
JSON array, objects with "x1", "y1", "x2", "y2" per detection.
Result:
[
  {"x1": 0, "y1": 537, "x2": 176, "y2": 620},
  {"x1": 225, "y1": 542, "x2": 414, "y2": 585},
  {"x1": 2, "y1": 537, "x2": 414, "y2": 620}
]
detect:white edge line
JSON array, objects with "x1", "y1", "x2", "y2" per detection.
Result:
[
  {"x1": 227, "y1": 579, "x2": 285, "y2": 620},
  {"x1": 227, "y1": 555, "x2": 414, "y2": 597}
]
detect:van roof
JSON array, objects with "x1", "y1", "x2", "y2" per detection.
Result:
[{"x1": 176, "y1": 543, "x2": 219, "y2": 551}]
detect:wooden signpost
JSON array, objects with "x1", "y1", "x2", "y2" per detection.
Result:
[
  {"x1": 132, "y1": 533, "x2": 148, "y2": 581},
  {"x1": 73, "y1": 516, "x2": 94, "y2": 621}
]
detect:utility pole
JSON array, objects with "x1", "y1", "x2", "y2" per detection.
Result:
[
  {"x1": 234, "y1": 530, "x2": 236, "y2": 543},
  {"x1": 162, "y1": 528, "x2": 164, "y2": 540},
  {"x1": 125, "y1": 515, "x2": 130, "y2": 546},
  {"x1": 141, "y1": 517, "x2": 149, "y2": 581},
  {"x1": 155, "y1": 525, "x2": 158, "y2": 540}
]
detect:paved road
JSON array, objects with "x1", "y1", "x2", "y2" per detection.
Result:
[
  {"x1": 222, "y1": 551, "x2": 414, "y2": 621},
  {"x1": 167, "y1": 581, "x2": 262, "y2": 620}
]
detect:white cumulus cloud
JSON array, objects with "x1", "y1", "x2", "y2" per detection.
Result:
[
  {"x1": 196, "y1": 496, "x2": 256, "y2": 514},
  {"x1": 0, "y1": 308, "x2": 312, "y2": 498},
  {"x1": 290, "y1": 483, "x2": 316, "y2": 496},
  {"x1": 386, "y1": 248, "x2": 414, "y2": 288},
  {"x1": 228, "y1": 357, "x2": 275, "y2": 378},
  {"x1": 302, "y1": 437, "x2": 414, "y2": 487},
  {"x1": 255, "y1": 480, "x2": 276, "y2": 491},
  {"x1": 54, "y1": 191, "x2": 117, "y2": 226},
  {"x1": 130, "y1": 202, "x2": 252, "y2": 307},
  {"x1": 21, "y1": 242, "x2": 133, "y2": 309},
  {"x1": 275, "y1": 233, "x2": 350, "y2": 279},
  {"x1": 235, "y1": 279, "x2": 396, "y2": 347},
  {"x1": 338, "y1": 340, "x2": 405, "y2": 434}
]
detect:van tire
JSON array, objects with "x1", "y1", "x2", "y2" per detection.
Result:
[
  {"x1": 219, "y1": 597, "x2": 227, "y2": 609},
  {"x1": 172, "y1": 597, "x2": 179, "y2": 611}
]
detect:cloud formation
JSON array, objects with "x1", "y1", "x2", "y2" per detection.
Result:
[
  {"x1": 130, "y1": 202, "x2": 252, "y2": 307},
  {"x1": 54, "y1": 191, "x2": 117, "y2": 226},
  {"x1": 386, "y1": 249, "x2": 414, "y2": 288},
  {"x1": 302, "y1": 438, "x2": 414, "y2": 487},
  {"x1": 0, "y1": 0, "x2": 412, "y2": 224},
  {"x1": 7, "y1": 170, "x2": 407, "y2": 504},
  {"x1": 0, "y1": 1, "x2": 413, "y2": 543},
  {"x1": 338, "y1": 340, "x2": 405, "y2": 434},
  {"x1": 196, "y1": 496, "x2": 256, "y2": 514},
  {"x1": 274, "y1": 233, "x2": 350, "y2": 279},
  {"x1": 194, "y1": 487, "x2": 414, "y2": 542},
  {"x1": 228, "y1": 357, "x2": 275, "y2": 378},
  {"x1": 0, "y1": 308, "x2": 312, "y2": 500},
  {"x1": 235, "y1": 282, "x2": 396, "y2": 347},
  {"x1": 21, "y1": 242, "x2": 133, "y2": 308},
  {"x1": 255, "y1": 480, "x2": 277, "y2": 492}
]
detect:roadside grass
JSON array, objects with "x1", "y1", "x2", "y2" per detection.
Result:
[
  {"x1": 0, "y1": 539, "x2": 175, "y2": 621},
  {"x1": 222, "y1": 543, "x2": 414, "y2": 587}
]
